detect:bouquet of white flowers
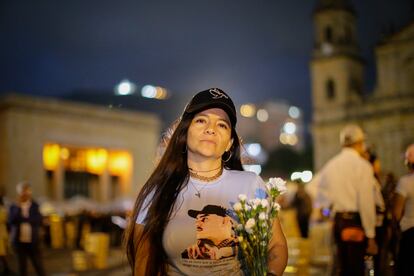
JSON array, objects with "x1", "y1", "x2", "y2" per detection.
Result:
[{"x1": 233, "y1": 177, "x2": 287, "y2": 276}]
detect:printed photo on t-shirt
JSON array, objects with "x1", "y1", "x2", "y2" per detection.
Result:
[{"x1": 181, "y1": 204, "x2": 237, "y2": 260}]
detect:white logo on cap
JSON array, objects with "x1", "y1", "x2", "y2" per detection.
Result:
[{"x1": 209, "y1": 88, "x2": 228, "y2": 99}]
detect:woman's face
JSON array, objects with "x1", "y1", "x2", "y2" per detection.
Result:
[{"x1": 187, "y1": 108, "x2": 233, "y2": 162}]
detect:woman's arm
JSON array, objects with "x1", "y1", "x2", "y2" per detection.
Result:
[
  {"x1": 393, "y1": 193, "x2": 406, "y2": 222},
  {"x1": 133, "y1": 223, "x2": 150, "y2": 276},
  {"x1": 267, "y1": 217, "x2": 288, "y2": 276}
]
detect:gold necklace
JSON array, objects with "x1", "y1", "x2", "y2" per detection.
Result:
[
  {"x1": 188, "y1": 165, "x2": 222, "y2": 173},
  {"x1": 189, "y1": 167, "x2": 223, "y2": 198}
]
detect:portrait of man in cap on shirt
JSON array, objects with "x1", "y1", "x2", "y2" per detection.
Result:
[{"x1": 182, "y1": 205, "x2": 237, "y2": 260}]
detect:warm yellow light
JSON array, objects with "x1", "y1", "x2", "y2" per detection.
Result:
[
  {"x1": 86, "y1": 149, "x2": 108, "y2": 174},
  {"x1": 155, "y1": 86, "x2": 168, "y2": 99},
  {"x1": 68, "y1": 150, "x2": 87, "y2": 171},
  {"x1": 50, "y1": 213, "x2": 61, "y2": 223},
  {"x1": 60, "y1": 148, "x2": 70, "y2": 160},
  {"x1": 284, "y1": 265, "x2": 298, "y2": 273},
  {"x1": 240, "y1": 104, "x2": 256, "y2": 117},
  {"x1": 288, "y1": 134, "x2": 298, "y2": 145},
  {"x1": 43, "y1": 144, "x2": 60, "y2": 170},
  {"x1": 109, "y1": 152, "x2": 132, "y2": 175},
  {"x1": 279, "y1": 133, "x2": 288, "y2": 145},
  {"x1": 279, "y1": 133, "x2": 298, "y2": 146},
  {"x1": 69, "y1": 159, "x2": 83, "y2": 171}
]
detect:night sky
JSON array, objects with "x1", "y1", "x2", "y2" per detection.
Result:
[{"x1": 1, "y1": 0, "x2": 413, "y2": 123}]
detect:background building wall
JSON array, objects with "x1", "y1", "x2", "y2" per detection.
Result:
[
  {"x1": 311, "y1": 3, "x2": 414, "y2": 177},
  {"x1": 0, "y1": 94, "x2": 161, "y2": 200}
]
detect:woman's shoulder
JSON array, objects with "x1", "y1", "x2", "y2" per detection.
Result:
[
  {"x1": 224, "y1": 170, "x2": 267, "y2": 198},
  {"x1": 224, "y1": 169, "x2": 263, "y2": 184},
  {"x1": 225, "y1": 169, "x2": 258, "y2": 177}
]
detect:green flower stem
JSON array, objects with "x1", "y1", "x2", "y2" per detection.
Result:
[{"x1": 234, "y1": 180, "x2": 286, "y2": 276}]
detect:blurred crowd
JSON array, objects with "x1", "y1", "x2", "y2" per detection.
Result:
[
  {"x1": 282, "y1": 124, "x2": 413, "y2": 276},
  {"x1": 0, "y1": 184, "x2": 129, "y2": 275}
]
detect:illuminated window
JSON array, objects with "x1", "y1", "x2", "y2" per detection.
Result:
[{"x1": 43, "y1": 144, "x2": 60, "y2": 170}]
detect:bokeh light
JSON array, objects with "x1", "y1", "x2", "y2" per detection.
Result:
[
  {"x1": 288, "y1": 106, "x2": 300, "y2": 119},
  {"x1": 257, "y1": 109, "x2": 269, "y2": 122},
  {"x1": 240, "y1": 104, "x2": 256, "y2": 117},
  {"x1": 115, "y1": 79, "x2": 136, "y2": 95}
]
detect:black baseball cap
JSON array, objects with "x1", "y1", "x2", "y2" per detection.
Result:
[
  {"x1": 183, "y1": 88, "x2": 237, "y2": 126},
  {"x1": 188, "y1": 205, "x2": 227, "y2": 218}
]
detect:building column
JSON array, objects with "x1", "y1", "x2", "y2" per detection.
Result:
[
  {"x1": 100, "y1": 168, "x2": 111, "y2": 202},
  {"x1": 54, "y1": 159, "x2": 64, "y2": 201}
]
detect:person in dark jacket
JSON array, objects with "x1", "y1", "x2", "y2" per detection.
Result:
[
  {"x1": 8, "y1": 181, "x2": 45, "y2": 276},
  {"x1": 292, "y1": 180, "x2": 312, "y2": 238}
]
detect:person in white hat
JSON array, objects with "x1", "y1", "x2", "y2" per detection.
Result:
[
  {"x1": 316, "y1": 124, "x2": 378, "y2": 276},
  {"x1": 393, "y1": 143, "x2": 414, "y2": 276}
]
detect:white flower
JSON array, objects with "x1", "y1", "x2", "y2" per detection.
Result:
[
  {"x1": 265, "y1": 183, "x2": 272, "y2": 191},
  {"x1": 259, "y1": 212, "x2": 267, "y2": 220},
  {"x1": 268, "y1": 177, "x2": 287, "y2": 194},
  {"x1": 245, "y1": 218, "x2": 256, "y2": 232},
  {"x1": 260, "y1": 199, "x2": 269, "y2": 208},
  {"x1": 247, "y1": 199, "x2": 258, "y2": 210},
  {"x1": 231, "y1": 178, "x2": 285, "y2": 274},
  {"x1": 273, "y1": 202, "x2": 281, "y2": 211},
  {"x1": 233, "y1": 202, "x2": 242, "y2": 211},
  {"x1": 238, "y1": 194, "x2": 247, "y2": 201},
  {"x1": 253, "y1": 198, "x2": 261, "y2": 206}
]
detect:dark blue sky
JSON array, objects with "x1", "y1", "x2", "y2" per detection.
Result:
[{"x1": 0, "y1": 0, "x2": 413, "y2": 122}]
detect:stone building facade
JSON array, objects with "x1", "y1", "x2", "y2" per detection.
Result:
[
  {"x1": 0, "y1": 94, "x2": 160, "y2": 201},
  {"x1": 310, "y1": 0, "x2": 414, "y2": 177}
]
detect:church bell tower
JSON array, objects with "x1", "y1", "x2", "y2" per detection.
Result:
[{"x1": 310, "y1": 0, "x2": 365, "y2": 169}]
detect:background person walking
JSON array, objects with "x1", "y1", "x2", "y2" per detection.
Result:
[
  {"x1": 393, "y1": 144, "x2": 414, "y2": 276},
  {"x1": 8, "y1": 181, "x2": 46, "y2": 276},
  {"x1": 317, "y1": 124, "x2": 378, "y2": 276}
]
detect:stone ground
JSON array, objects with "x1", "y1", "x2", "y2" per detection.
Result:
[{"x1": 3, "y1": 246, "x2": 130, "y2": 276}]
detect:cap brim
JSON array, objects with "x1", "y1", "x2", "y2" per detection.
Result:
[
  {"x1": 188, "y1": 209, "x2": 200, "y2": 218},
  {"x1": 185, "y1": 102, "x2": 236, "y2": 125}
]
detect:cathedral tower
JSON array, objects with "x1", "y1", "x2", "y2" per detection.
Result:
[
  {"x1": 310, "y1": 1, "x2": 414, "y2": 176},
  {"x1": 310, "y1": 0, "x2": 365, "y2": 169}
]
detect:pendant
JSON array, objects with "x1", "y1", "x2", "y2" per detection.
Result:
[{"x1": 195, "y1": 192, "x2": 201, "y2": 198}]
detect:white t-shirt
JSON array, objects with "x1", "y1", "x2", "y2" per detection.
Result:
[
  {"x1": 137, "y1": 169, "x2": 267, "y2": 276},
  {"x1": 317, "y1": 148, "x2": 377, "y2": 238},
  {"x1": 396, "y1": 173, "x2": 414, "y2": 232}
]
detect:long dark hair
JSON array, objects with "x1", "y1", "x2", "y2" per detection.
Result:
[{"x1": 124, "y1": 111, "x2": 243, "y2": 275}]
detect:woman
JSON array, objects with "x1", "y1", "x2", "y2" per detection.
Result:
[
  {"x1": 393, "y1": 143, "x2": 414, "y2": 276},
  {"x1": 124, "y1": 88, "x2": 288, "y2": 275}
]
